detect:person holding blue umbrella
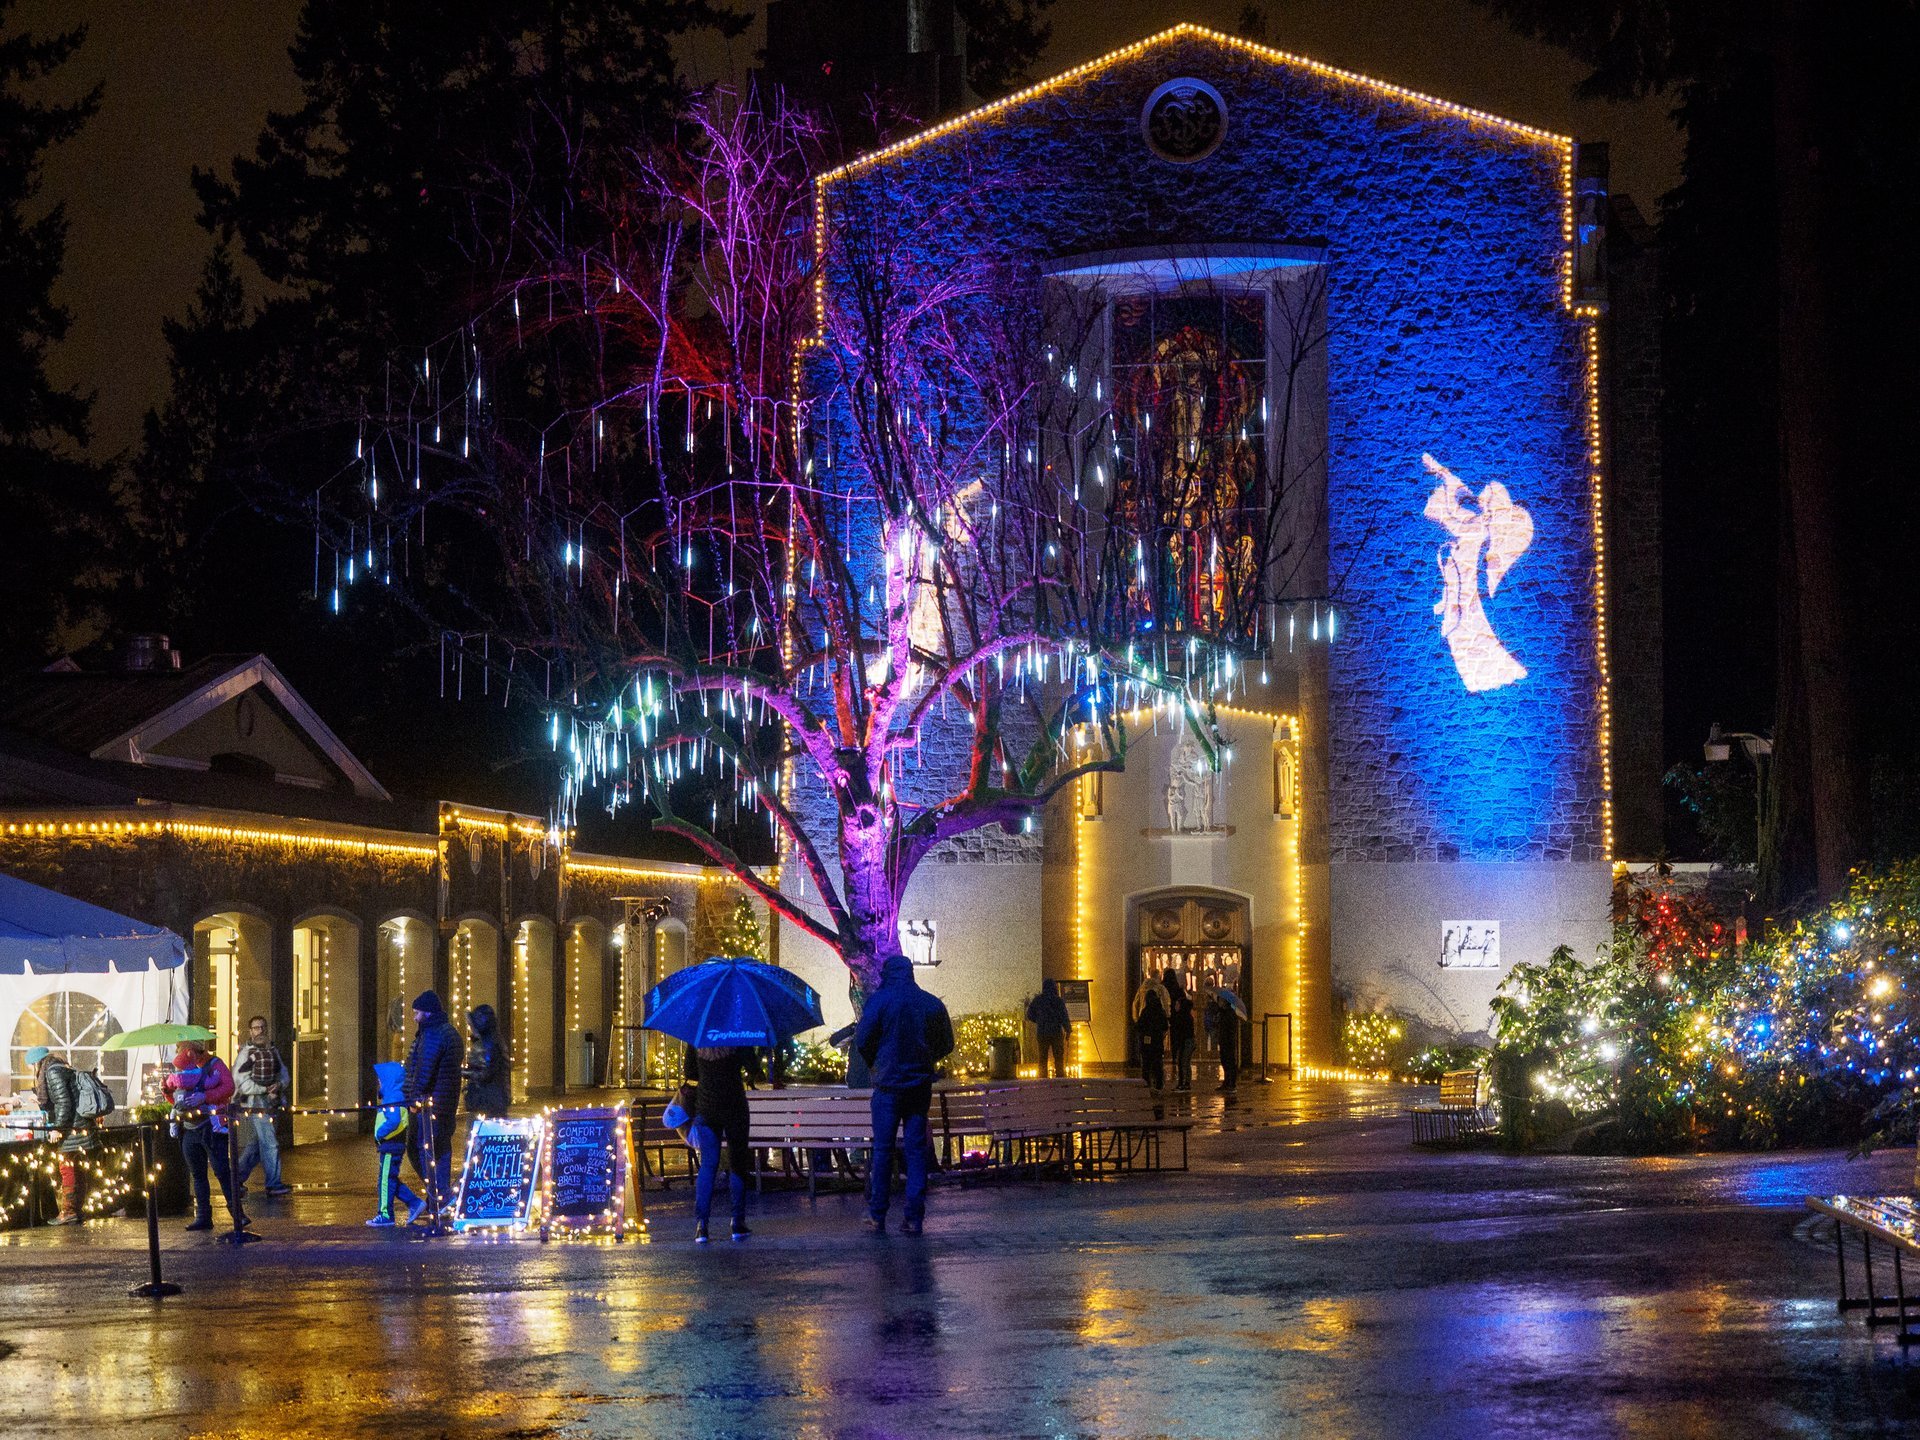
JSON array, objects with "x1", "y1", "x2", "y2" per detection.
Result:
[{"x1": 643, "y1": 956, "x2": 824, "y2": 1243}]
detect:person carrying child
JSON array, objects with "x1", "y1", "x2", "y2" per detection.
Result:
[
  {"x1": 164, "y1": 1042, "x2": 248, "y2": 1232},
  {"x1": 366, "y1": 1061, "x2": 426, "y2": 1228}
]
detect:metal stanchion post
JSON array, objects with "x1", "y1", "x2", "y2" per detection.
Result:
[
  {"x1": 218, "y1": 1107, "x2": 260, "y2": 1246},
  {"x1": 130, "y1": 1122, "x2": 181, "y2": 1298}
]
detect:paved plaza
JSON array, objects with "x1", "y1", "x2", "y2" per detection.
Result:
[{"x1": 4, "y1": 1080, "x2": 1919, "y2": 1439}]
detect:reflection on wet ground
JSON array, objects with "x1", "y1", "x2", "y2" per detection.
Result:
[{"x1": 3, "y1": 1079, "x2": 1917, "y2": 1438}]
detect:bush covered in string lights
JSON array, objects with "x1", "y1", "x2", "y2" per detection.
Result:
[
  {"x1": 1340, "y1": 1010, "x2": 1407, "y2": 1071},
  {"x1": 1490, "y1": 875, "x2": 1902, "y2": 1151},
  {"x1": 950, "y1": 1011, "x2": 1024, "y2": 1076},
  {"x1": 784, "y1": 1039, "x2": 847, "y2": 1084}
]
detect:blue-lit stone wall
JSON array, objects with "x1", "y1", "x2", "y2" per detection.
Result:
[{"x1": 816, "y1": 30, "x2": 1603, "y2": 865}]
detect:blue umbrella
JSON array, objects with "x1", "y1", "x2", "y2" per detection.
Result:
[{"x1": 643, "y1": 956, "x2": 824, "y2": 1048}]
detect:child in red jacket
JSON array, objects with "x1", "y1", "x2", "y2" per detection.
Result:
[{"x1": 165, "y1": 1042, "x2": 248, "y2": 1232}]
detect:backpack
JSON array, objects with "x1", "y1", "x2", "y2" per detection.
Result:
[{"x1": 74, "y1": 1068, "x2": 116, "y2": 1122}]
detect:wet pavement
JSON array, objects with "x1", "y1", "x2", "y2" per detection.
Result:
[{"x1": 4, "y1": 1078, "x2": 1919, "y2": 1439}]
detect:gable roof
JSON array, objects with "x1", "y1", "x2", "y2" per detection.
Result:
[
  {"x1": 0, "y1": 654, "x2": 390, "y2": 802},
  {"x1": 820, "y1": 21, "x2": 1570, "y2": 186}
]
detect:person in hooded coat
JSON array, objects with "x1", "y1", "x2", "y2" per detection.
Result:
[
  {"x1": 402, "y1": 990, "x2": 465, "y2": 1207},
  {"x1": 367, "y1": 1060, "x2": 425, "y2": 1227},
  {"x1": 462, "y1": 1004, "x2": 512, "y2": 1117},
  {"x1": 1026, "y1": 979, "x2": 1072, "y2": 1079},
  {"x1": 854, "y1": 953, "x2": 955, "y2": 1236},
  {"x1": 1165, "y1": 972, "x2": 1196, "y2": 1092},
  {"x1": 30, "y1": 1046, "x2": 99, "y2": 1223},
  {"x1": 1133, "y1": 978, "x2": 1170, "y2": 1091}
]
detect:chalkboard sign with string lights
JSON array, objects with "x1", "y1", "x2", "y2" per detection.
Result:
[
  {"x1": 450, "y1": 1116, "x2": 545, "y2": 1233},
  {"x1": 539, "y1": 1104, "x2": 640, "y2": 1239}
]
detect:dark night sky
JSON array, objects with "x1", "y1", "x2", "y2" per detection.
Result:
[{"x1": 22, "y1": 0, "x2": 1680, "y2": 459}]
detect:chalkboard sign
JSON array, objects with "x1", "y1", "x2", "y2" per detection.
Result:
[
  {"x1": 543, "y1": 1105, "x2": 630, "y2": 1230},
  {"x1": 451, "y1": 1117, "x2": 545, "y2": 1231}
]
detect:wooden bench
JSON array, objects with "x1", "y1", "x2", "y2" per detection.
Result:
[
  {"x1": 1068, "y1": 1078, "x2": 1191, "y2": 1175},
  {"x1": 1410, "y1": 1069, "x2": 1493, "y2": 1144},
  {"x1": 627, "y1": 1095, "x2": 697, "y2": 1190},
  {"x1": 1806, "y1": 1195, "x2": 1920, "y2": 1347},
  {"x1": 747, "y1": 1087, "x2": 876, "y2": 1195}
]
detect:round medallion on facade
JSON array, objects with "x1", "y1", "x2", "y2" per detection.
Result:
[
  {"x1": 1201, "y1": 908, "x2": 1232, "y2": 941},
  {"x1": 1150, "y1": 908, "x2": 1182, "y2": 940},
  {"x1": 1141, "y1": 78, "x2": 1227, "y2": 163}
]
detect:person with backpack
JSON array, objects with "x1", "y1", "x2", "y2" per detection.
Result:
[
  {"x1": 1026, "y1": 979, "x2": 1072, "y2": 1079},
  {"x1": 28, "y1": 1045, "x2": 105, "y2": 1224},
  {"x1": 233, "y1": 1014, "x2": 292, "y2": 1199}
]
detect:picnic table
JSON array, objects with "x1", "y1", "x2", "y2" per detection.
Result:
[{"x1": 1805, "y1": 1194, "x2": 1920, "y2": 1346}]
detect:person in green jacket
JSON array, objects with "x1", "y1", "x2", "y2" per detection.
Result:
[{"x1": 29, "y1": 1045, "x2": 99, "y2": 1224}]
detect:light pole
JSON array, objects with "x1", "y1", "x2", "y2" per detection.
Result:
[{"x1": 1703, "y1": 722, "x2": 1772, "y2": 867}]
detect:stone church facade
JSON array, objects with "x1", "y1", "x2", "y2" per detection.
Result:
[{"x1": 778, "y1": 25, "x2": 1617, "y2": 1065}]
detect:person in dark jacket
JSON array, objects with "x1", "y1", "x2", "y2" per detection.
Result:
[
  {"x1": 30, "y1": 1046, "x2": 98, "y2": 1224},
  {"x1": 461, "y1": 1004, "x2": 512, "y2": 1117},
  {"x1": 1205, "y1": 987, "x2": 1243, "y2": 1093},
  {"x1": 402, "y1": 990, "x2": 465, "y2": 1208},
  {"x1": 854, "y1": 953, "x2": 955, "y2": 1235},
  {"x1": 1165, "y1": 972, "x2": 1196, "y2": 1092},
  {"x1": 1026, "y1": 979, "x2": 1072, "y2": 1079},
  {"x1": 682, "y1": 1044, "x2": 762, "y2": 1242},
  {"x1": 1134, "y1": 982, "x2": 1169, "y2": 1091}
]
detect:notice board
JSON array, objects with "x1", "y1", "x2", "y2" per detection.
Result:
[
  {"x1": 542, "y1": 1105, "x2": 633, "y2": 1233},
  {"x1": 451, "y1": 1117, "x2": 545, "y2": 1231},
  {"x1": 1057, "y1": 979, "x2": 1093, "y2": 1026}
]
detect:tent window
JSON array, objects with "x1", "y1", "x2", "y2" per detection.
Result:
[{"x1": 11, "y1": 991, "x2": 129, "y2": 1103}]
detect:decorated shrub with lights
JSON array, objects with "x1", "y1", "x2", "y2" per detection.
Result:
[{"x1": 950, "y1": 1011, "x2": 1024, "y2": 1076}]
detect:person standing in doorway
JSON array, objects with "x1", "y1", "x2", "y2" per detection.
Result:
[
  {"x1": 1165, "y1": 972, "x2": 1196, "y2": 1092},
  {"x1": 29, "y1": 1046, "x2": 98, "y2": 1224},
  {"x1": 402, "y1": 990, "x2": 465, "y2": 1210},
  {"x1": 1132, "y1": 977, "x2": 1170, "y2": 1091},
  {"x1": 1026, "y1": 979, "x2": 1072, "y2": 1079},
  {"x1": 856, "y1": 953, "x2": 955, "y2": 1236},
  {"x1": 461, "y1": 1004, "x2": 511, "y2": 1117},
  {"x1": 233, "y1": 1015, "x2": 292, "y2": 1198},
  {"x1": 1206, "y1": 987, "x2": 1243, "y2": 1094}
]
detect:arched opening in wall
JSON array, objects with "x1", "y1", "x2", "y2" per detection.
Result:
[
  {"x1": 1124, "y1": 889, "x2": 1252, "y2": 1076},
  {"x1": 449, "y1": 918, "x2": 500, "y2": 1040},
  {"x1": 191, "y1": 911, "x2": 272, "y2": 1069},
  {"x1": 637, "y1": 918, "x2": 690, "y2": 1086},
  {"x1": 513, "y1": 919, "x2": 556, "y2": 1099},
  {"x1": 290, "y1": 912, "x2": 361, "y2": 1144},
  {"x1": 565, "y1": 920, "x2": 608, "y2": 1088},
  {"x1": 375, "y1": 915, "x2": 433, "y2": 1064}
]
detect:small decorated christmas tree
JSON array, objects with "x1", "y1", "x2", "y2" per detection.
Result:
[{"x1": 718, "y1": 895, "x2": 766, "y2": 962}]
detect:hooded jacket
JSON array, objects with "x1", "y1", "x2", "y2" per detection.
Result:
[
  {"x1": 855, "y1": 955, "x2": 956, "y2": 1090},
  {"x1": 462, "y1": 1004, "x2": 511, "y2": 1116},
  {"x1": 403, "y1": 1002, "x2": 466, "y2": 1132},
  {"x1": 36, "y1": 1058, "x2": 99, "y2": 1154},
  {"x1": 1026, "y1": 980, "x2": 1071, "y2": 1038},
  {"x1": 372, "y1": 1061, "x2": 411, "y2": 1152}
]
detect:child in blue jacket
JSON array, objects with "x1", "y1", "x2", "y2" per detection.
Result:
[{"x1": 367, "y1": 1061, "x2": 425, "y2": 1227}]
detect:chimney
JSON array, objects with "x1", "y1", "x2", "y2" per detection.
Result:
[{"x1": 119, "y1": 634, "x2": 181, "y2": 673}]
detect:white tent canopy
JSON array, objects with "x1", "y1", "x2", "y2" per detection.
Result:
[{"x1": 1, "y1": 872, "x2": 189, "y2": 1105}]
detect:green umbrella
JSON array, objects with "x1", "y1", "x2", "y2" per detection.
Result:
[{"x1": 102, "y1": 1023, "x2": 214, "y2": 1052}]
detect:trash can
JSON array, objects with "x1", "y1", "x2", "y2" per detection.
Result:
[{"x1": 989, "y1": 1036, "x2": 1020, "y2": 1081}]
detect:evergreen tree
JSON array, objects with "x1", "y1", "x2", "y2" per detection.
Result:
[
  {"x1": 132, "y1": 0, "x2": 745, "y2": 795},
  {"x1": 0, "y1": 2, "x2": 111, "y2": 668},
  {"x1": 716, "y1": 895, "x2": 767, "y2": 961}
]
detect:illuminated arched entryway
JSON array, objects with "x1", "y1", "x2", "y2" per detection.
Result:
[
  {"x1": 565, "y1": 919, "x2": 608, "y2": 1088},
  {"x1": 290, "y1": 912, "x2": 362, "y2": 1143},
  {"x1": 513, "y1": 918, "x2": 556, "y2": 1099},
  {"x1": 375, "y1": 915, "x2": 433, "y2": 1063},
  {"x1": 191, "y1": 910, "x2": 272, "y2": 1067},
  {"x1": 449, "y1": 917, "x2": 501, "y2": 1034}
]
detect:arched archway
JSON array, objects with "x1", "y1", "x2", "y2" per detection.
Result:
[
  {"x1": 513, "y1": 918, "x2": 556, "y2": 1099},
  {"x1": 290, "y1": 911, "x2": 361, "y2": 1143},
  {"x1": 1125, "y1": 887, "x2": 1253, "y2": 1072},
  {"x1": 375, "y1": 914, "x2": 434, "y2": 1063},
  {"x1": 450, "y1": 917, "x2": 501, "y2": 1033},
  {"x1": 192, "y1": 909, "x2": 273, "y2": 1066},
  {"x1": 565, "y1": 919, "x2": 608, "y2": 1088}
]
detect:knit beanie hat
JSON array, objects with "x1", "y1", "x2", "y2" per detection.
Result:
[{"x1": 412, "y1": 989, "x2": 445, "y2": 1018}]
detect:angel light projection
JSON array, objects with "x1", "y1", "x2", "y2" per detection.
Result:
[{"x1": 1422, "y1": 453, "x2": 1533, "y2": 693}]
